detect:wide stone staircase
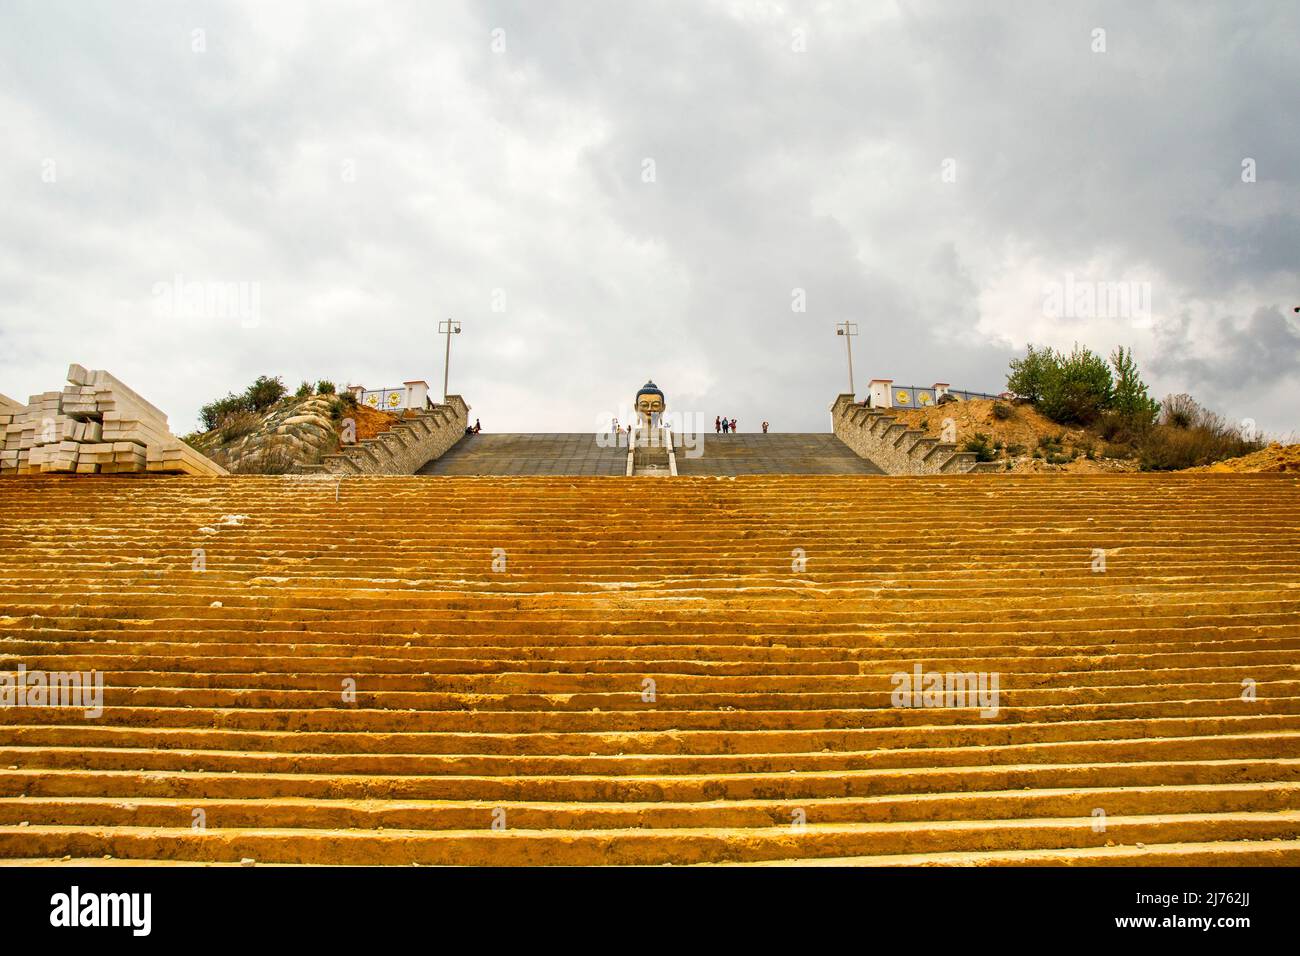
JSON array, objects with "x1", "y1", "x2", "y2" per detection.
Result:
[
  {"x1": 421, "y1": 432, "x2": 883, "y2": 476},
  {"x1": 418, "y1": 434, "x2": 628, "y2": 476},
  {"x1": 1, "y1": 474, "x2": 1298, "y2": 866}
]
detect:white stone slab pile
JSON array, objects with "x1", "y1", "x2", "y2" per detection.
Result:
[
  {"x1": 1, "y1": 365, "x2": 227, "y2": 476},
  {"x1": 0, "y1": 393, "x2": 29, "y2": 475}
]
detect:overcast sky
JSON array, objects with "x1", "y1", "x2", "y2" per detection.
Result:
[{"x1": 2, "y1": 0, "x2": 1297, "y2": 436}]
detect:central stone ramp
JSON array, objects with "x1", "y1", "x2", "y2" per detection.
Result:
[
  {"x1": 1, "y1": 474, "x2": 1299, "y2": 866},
  {"x1": 676, "y1": 434, "x2": 883, "y2": 475},
  {"x1": 421, "y1": 432, "x2": 882, "y2": 476},
  {"x1": 419, "y1": 433, "x2": 627, "y2": 476}
]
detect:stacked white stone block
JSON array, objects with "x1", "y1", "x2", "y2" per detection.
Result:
[
  {"x1": 0, "y1": 393, "x2": 29, "y2": 475},
  {"x1": 0, "y1": 365, "x2": 227, "y2": 476}
]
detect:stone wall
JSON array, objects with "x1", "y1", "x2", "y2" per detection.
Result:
[
  {"x1": 832, "y1": 394, "x2": 998, "y2": 475},
  {"x1": 316, "y1": 395, "x2": 468, "y2": 475}
]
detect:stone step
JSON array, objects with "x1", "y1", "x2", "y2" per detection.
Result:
[
  {"x1": 1, "y1": 812, "x2": 1297, "y2": 866},
  {"x1": 2, "y1": 473, "x2": 1297, "y2": 865}
]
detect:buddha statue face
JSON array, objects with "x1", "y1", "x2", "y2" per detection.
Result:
[
  {"x1": 634, "y1": 381, "x2": 665, "y2": 428},
  {"x1": 636, "y1": 391, "x2": 664, "y2": 421}
]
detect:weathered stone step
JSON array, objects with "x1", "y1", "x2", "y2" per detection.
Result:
[
  {"x1": 4, "y1": 661, "x2": 1293, "y2": 691},
  {"x1": 0, "y1": 782, "x2": 1293, "y2": 831},
  {"x1": 5, "y1": 759, "x2": 1297, "y2": 802},
  {"x1": 2, "y1": 812, "x2": 1297, "y2": 866},
  {"x1": 5, "y1": 697, "x2": 1295, "y2": 734},
  {"x1": 5, "y1": 732, "x2": 1296, "y2": 776},
  {"x1": 3, "y1": 473, "x2": 1297, "y2": 865},
  {"x1": 741, "y1": 839, "x2": 1300, "y2": 867},
  {"x1": 6, "y1": 713, "x2": 1296, "y2": 755}
]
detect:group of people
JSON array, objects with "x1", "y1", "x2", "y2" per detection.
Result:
[{"x1": 714, "y1": 417, "x2": 771, "y2": 434}]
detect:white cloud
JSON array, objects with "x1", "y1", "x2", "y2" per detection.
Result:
[{"x1": 1, "y1": 0, "x2": 1297, "y2": 436}]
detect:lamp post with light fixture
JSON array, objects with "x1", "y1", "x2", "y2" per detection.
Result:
[
  {"x1": 439, "y1": 318, "x2": 461, "y2": 403},
  {"x1": 835, "y1": 321, "x2": 858, "y2": 396}
]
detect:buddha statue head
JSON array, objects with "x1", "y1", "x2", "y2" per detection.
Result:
[{"x1": 635, "y1": 380, "x2": 665, "y2": 427}]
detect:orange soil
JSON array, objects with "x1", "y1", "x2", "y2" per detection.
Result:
[
  {"x1": 1186, "y1": 443, "x2": 1300, "y2": 474},
  {"x1": 347, "y1": 403, "x2": 400, "y2": 441},
  {"x1": 885, "y1": 399, "x2": 1135, "y2": 474}
]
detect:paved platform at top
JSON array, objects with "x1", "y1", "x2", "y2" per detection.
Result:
[{"x1": 417, "y1": 433, "x2": 883, "y2": 476}]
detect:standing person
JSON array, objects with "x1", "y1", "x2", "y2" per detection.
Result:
[
  {"x1": 715, "y1": 415, "x2": 721, "y2": 434},
  {"x1": 721, "y1": 417, "x2": 729, "y2": 434},
  {"x1": 762, "y1": 420, "x2": 769, "y2": 433},
  {"x1": 474, "y1": 418, "x2": 481, "y2": 433},
  {"x1": 730, "y1": 418, "x2": 737, "y2": 433}
]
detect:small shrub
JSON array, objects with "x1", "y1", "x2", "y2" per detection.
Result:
[
  {"x1": 1005, "y1": 443, "x2": 1027, "y2": 457},
  {"x1": 1046, "y1": 453, "x2": 1072, "y2": 465},
  {"x1": 295, "y1": 381, "x2": 313, "y2": 399},
  {"x1": 316, "y1": 380, "x2": 336, "y2": 395},
  {"x1": 991, "y1": 401, "x2": 1013, "y2": 421},
  {"x1": 218, "y1": 409, "x2": 261, "y2": 443},
  {"x1": 1161, "y1": 393, "x2": 1202, "y2": 429},
  {"x1": 1032, "y1": 449, "x2": 1043, "y2": 460},
  {"x1": 1037, "y1": 434, "x2": 1065, "y2": 457},
  {"x1": 1102, "y1": 442, "x2": 1133, "y2": 459},
  {"x1": 199, "y1": 392, "x2": 251, "y2": 432},
  {"x1": 1098, "y1": 410, "x2": 1135, "y2": 443},
  {"x1": 340, "y1": 391, "x2": 358, "y2": 409},
  {"x1": 963, "y1": 432, "x2": 997, "y2": 463},
  {"x1": 1138, "y1": 415, "x2": 1264, "y2": 471},
  {"x1": 246, "y1": 375, "x2": 286, "y2": 412}
]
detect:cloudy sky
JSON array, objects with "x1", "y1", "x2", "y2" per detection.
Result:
[{"x1": 2, "y1": 0, "x2": 1297, "y2": 436}]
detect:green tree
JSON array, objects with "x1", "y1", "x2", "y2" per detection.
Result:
[
  {"x1": 1039, "y1": 344, "x2": 1113, "y2": 426},
  {"x1": 1109, "y1": 346, "x2": 1159, "y2": 429},
  {"x1": 1006, "y1": 344, "x2": 1056, "y2": 403}
]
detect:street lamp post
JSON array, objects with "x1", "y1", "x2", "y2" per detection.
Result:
[
  {"x1": 835, "y1": 321, "x2": 859, "y2": 396},
  {"x1": 438, "y1": 318, "x2": 461, "y2": 403}
]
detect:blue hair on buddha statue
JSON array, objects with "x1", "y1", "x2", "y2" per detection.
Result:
[{"x1": 636, "y1": 380, "x2": 664, "y2": 402}]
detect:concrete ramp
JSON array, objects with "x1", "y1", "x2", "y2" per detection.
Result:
[
  {"x1": 418, "y1": 432, "x2": 882, "y2": 476},
  {"x1": 676, "y1": 433, "x2": 883, "y2": 475},
  {"x1": 418, "y1": 433, "x2": 628, "y2": 475}
]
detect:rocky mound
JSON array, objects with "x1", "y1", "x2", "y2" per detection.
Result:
[{"x1": 185, "y1": 395, "x2": 397, "y2": 474}]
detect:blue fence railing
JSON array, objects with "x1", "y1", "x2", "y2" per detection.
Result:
[{"x1": 885, "y1": 386, "x2": 1003, "y2": 408}]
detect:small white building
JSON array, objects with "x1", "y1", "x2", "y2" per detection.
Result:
[{"x1": 348, "y1": 380, "x2": 432, "y2": 412}]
